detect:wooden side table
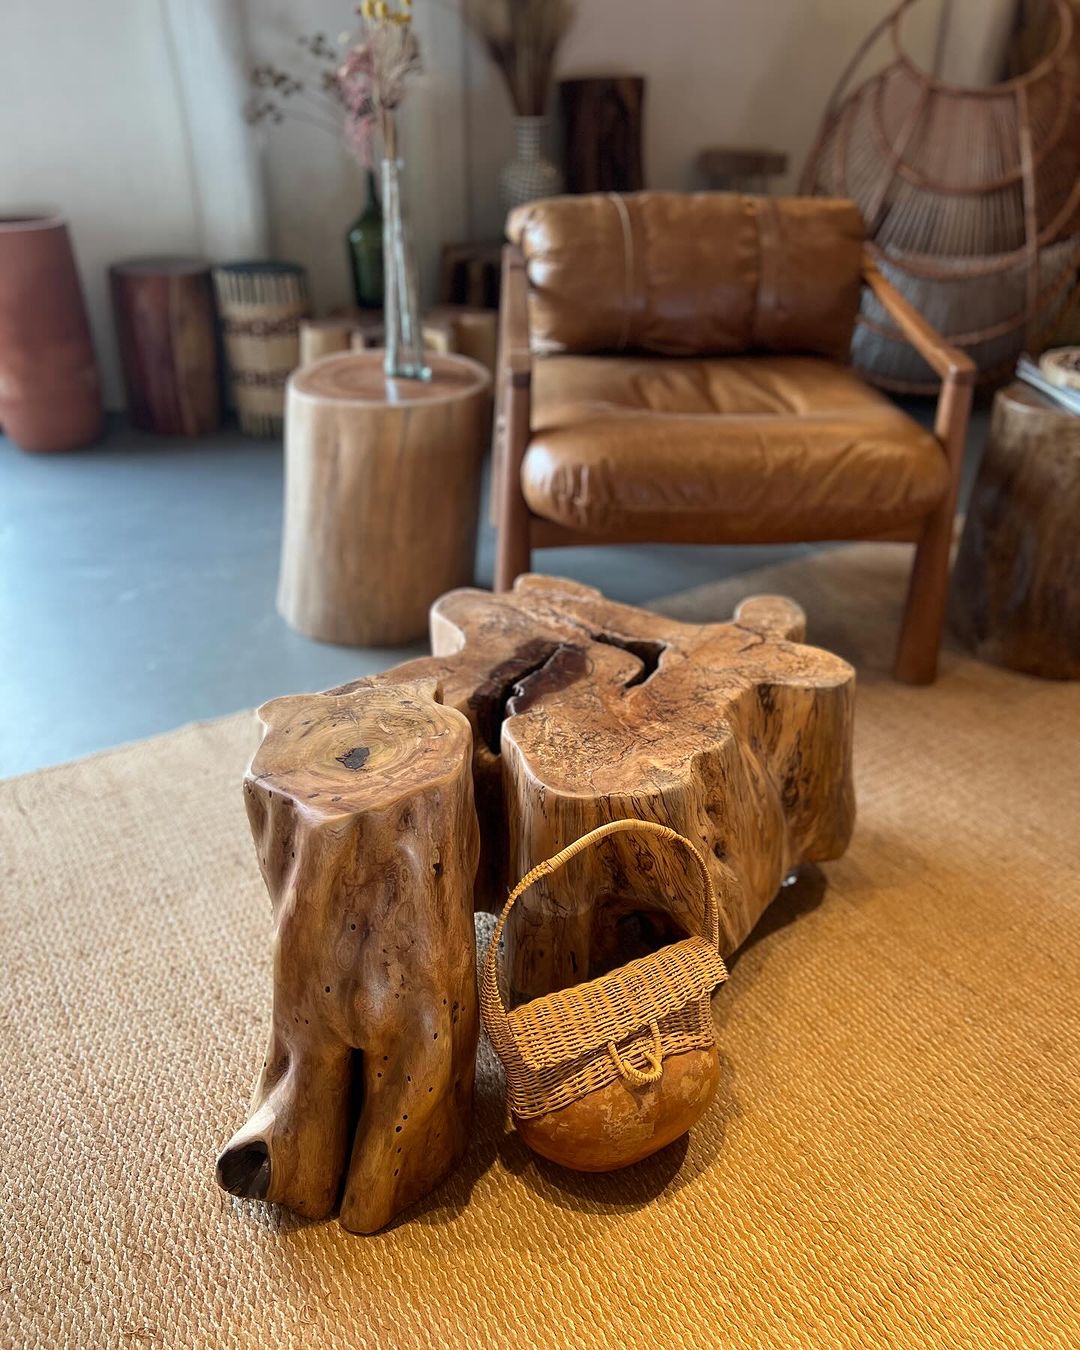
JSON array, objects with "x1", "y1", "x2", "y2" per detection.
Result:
[
  {"x1": 950, "y1": 382, "x2": 1080, "y2": 678},
  {"x1": 277, "y1": 352, "x2": 491, "y2": 646},
  {"x1": 109, "y1": 257, "x2": 221, "y2": 436}
]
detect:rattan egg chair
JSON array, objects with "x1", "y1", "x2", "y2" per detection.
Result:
[{"x1": 801, "y1": 0, "x2": 1080, "y2": 392}]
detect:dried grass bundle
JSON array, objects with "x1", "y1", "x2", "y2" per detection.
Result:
[{"x1": 464, "y1": 0, "x2": 576, "y2": 115}]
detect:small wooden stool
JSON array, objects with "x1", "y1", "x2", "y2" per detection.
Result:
[
  {"x1": 109, "y1": 257, "x2": 221, "y2": 436},
  {"x1": 950, "y1": 382, "x2": 1080, "y2": 678},
  {"x1": 278, "y1": 351, "x2": 491, "y2": 646}
]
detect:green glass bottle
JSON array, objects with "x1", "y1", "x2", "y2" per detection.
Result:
[{"x1": 346, "y1": 170, "x2": 384, "y2": 310}]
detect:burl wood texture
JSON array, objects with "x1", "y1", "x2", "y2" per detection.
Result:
[
  {"x1": 219, "y1": 575, "x2": 854, "y2": 1230},
  {"x1": 951, "y1": 383, "x2": 1080, "y2": 679},
  {"x1": 366, "y1": 577, "x2": 855, "y2": 1013},
  {"x1": 109, "y1": 258, "x2": 221, "y2": 436},
  {"x1": 216, "y1": 679, "x2": 480, "y2": 1235},
  {"x1": 277, "y1": 351, "x2": 491, "y2": 646}
]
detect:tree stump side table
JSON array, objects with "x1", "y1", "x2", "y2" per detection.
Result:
[
  {"x1": 950, "y1": 382, "x2": 1080, "y2": 679},
  {"x1": 277, "y1": 351, "x2": 491, "y2": 646},
  {"x1": 109, "y1": 257, "x2": 221, "y2": 436}
]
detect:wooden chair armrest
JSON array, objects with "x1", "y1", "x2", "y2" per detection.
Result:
[
  {"x1": 862, "y1": 257, "x2": 976, "y2": 386},
  {"x1": 500, "y1": 244, "x2": 532, "y2": 386}
]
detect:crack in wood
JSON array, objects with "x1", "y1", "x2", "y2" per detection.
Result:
[{"x1": 590, "y1": 631, "x2": 667, "y2": 688}]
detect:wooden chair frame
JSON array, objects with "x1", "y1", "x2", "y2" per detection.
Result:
[{"x1": 493, "y1": 244, "x2": 975, "y2": 684}]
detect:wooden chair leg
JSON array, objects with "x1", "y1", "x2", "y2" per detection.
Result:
[
  {"x1": 894, "y1": 369, "x2": 973, "y2": 684},
  {"x1": 495, "y1": 512, "x2": 531, "y2": 591},
  {"x1": 894, "y1": 504, "x2": 954, "y2": 684}
]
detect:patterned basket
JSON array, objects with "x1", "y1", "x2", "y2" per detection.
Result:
[{"x1": 482, "y1": 819, "x2": 728, "y2": 1167}]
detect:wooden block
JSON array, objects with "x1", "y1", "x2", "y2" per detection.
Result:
[
  {"x1": 560, "y1": 77, "x2": 645, "y2": 194},
  {"x1": 299, "y1": 317, "x2": 353, "y2": 366},
  {"x1": 110, "y1": 257, "x2": 221, "y2": 436}
]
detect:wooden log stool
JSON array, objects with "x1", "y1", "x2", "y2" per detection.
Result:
[
  {"x1": 218, "y1": 678, "x2": 479, "y2": 1234},
  {"x1": 109, "y1": 257, "x2": 221, "y2": 436},
  {"x1": 950, "y1": 382, "x2": 1080, "y2": 678},
  {"x1": 219, "y1": 576, "x2": 856, "y2": 1231},
  {"x1": 277, "y1": 351, "x2": 491, "y2": 647}
]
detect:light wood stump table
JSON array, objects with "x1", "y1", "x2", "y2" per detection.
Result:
[
  {"x1": 278, "y1": 351, "x2": 491, "y2": 646},
  {"x1": 950, "y1": 382, "x2": 1080, "y2": 679}
]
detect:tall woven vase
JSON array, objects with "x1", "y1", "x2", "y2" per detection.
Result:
[
  {"x1": 498, "y1": 116, "x2": 564, "y2": 214},
  {"x1": 381, "y1": 157, "x2": 429, "y2": 381}
]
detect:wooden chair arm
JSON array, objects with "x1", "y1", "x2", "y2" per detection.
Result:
[
  {"x1": 492, "y1": 244, "x2": 534, "y2": 570},
  {"x1": 500, "y1": 244, "x2": 532, "y2": 386},
  {"x1": 862, "y1": 257, "x2": 976, "y2": 387}
]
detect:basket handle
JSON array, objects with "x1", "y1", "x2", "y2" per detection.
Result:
[{"x1": 481, "y1": 818, "x2": 724, "y2": 1040}]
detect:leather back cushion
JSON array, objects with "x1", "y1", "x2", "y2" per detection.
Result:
[{"x1": 506, "y1": 193, "x2": 865, "y2": 362}]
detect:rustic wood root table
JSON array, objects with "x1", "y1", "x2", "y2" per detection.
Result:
[
  {"x1": 218, "y1": 576, "x2": 855, "y2": 1232},
  {"x1": 277, "y1": 351, "x2": 491, "y2": 647},
  {"x1": 950, "y1": 382, "x2": 1080, "y2": 679}
]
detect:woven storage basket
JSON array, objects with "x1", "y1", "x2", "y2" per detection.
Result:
[{"x1": 482, "y1": 819, "x2": 728, "y2": 1172}]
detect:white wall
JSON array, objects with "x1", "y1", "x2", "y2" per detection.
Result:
[
  {"x1": 241, "y1": 0, "x2": 469, "y2": 315},
  {"x1": 2, "y1": 0, "x2": 1015, "y2": 406},
  {"x1": 1, "y1": 0, "x2": 205, "y2": 405},
  {"x1": 461, "y1": 0, "x2": 989, "y2": 238}
]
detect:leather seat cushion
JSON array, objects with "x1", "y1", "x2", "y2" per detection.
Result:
[{"x1": 523, "y1": 355, "x2": 949, "y2": 543}]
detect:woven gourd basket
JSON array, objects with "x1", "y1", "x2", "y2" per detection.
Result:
[
  {"x1": 482, "y1": 819, "x2": 729, "y2": 1172},
  {"x1": 801, "y1": 0, "x2": 1080, "y2": 391}
]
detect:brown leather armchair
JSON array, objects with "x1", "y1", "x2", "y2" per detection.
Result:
[{"x1": 493, "y1": 193, "x2": 975, "y2": 683}]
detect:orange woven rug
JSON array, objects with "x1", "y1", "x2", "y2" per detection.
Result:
[{"x1": 1, "y1": 543, "x2": 1077, "y2": 1348}]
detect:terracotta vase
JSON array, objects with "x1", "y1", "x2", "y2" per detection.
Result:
[{"x1": 0, "y1": 215, "x2": 103, "y2": 451}]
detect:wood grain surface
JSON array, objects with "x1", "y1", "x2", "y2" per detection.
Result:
[
  {"x1": 277, "y1": 351, "x2": 491, "y2": 646},
  {"x1": 951, "y1": 382, "x2": 1080, "y2": 679},
  {"x1": 217, "y1": 678, "x2": 479, "y2": 1234},
  {"x1": 109, "y1": 258, "x2": 221, "y2": 436}
]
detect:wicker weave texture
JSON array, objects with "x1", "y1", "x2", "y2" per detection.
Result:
[
  {"x1": 482, "y1": 820, "x2": 727, "y2": 1119},
  {"x1": 508, "y1": 937, "x2": 728, "y2": 1072},
  {"x1": 801, "y1": 0, "x2": 1080, "y2": 389}
]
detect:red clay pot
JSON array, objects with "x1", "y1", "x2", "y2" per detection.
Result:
[{"x1": 0, "y1": 214, "x2": 103, "y2": 451}]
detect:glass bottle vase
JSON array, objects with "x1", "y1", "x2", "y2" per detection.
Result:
[
  {"x1": 346, "y1": 169, "x2": 384, "y2": 311},
  {"x1": 381, "y1": 157, "x2": 429, "y2": 381}
]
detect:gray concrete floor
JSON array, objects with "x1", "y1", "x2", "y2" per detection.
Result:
[{"x1": 0, "y1": 402, "x2": 985, "y2": 778}]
